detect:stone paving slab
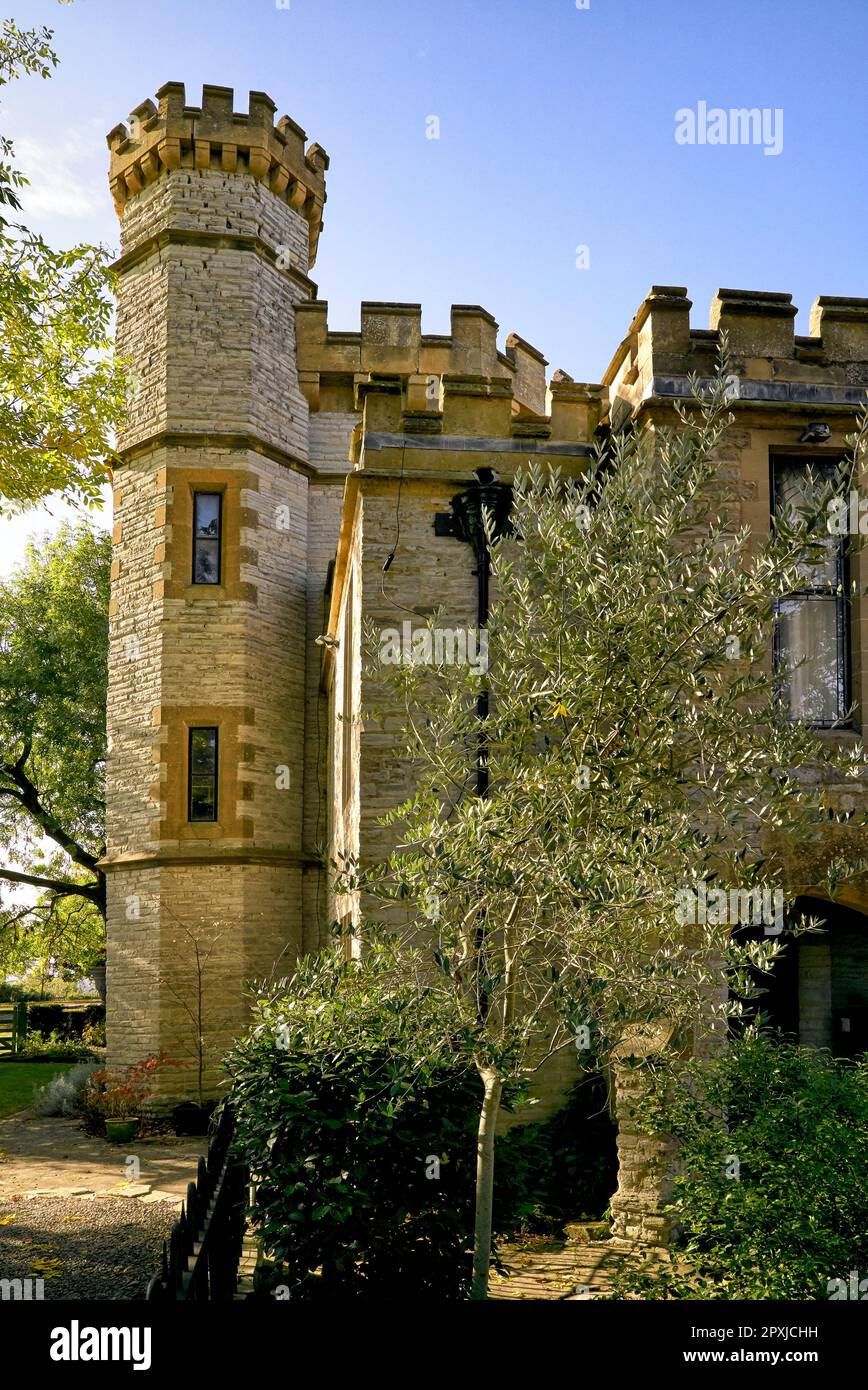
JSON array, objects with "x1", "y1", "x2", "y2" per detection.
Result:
[
  {"x1": 489, "y1": 1236, "x2": 632, "y2": 1300},
  {"x1": 0, "y1": 1112, "x2": 203, "y2": 1206}
]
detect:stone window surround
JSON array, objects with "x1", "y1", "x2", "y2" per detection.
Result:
[
  {"x1": 163, "y1": 465, "x2": 259, "y2": 603},
  {"x1": 152, "y1": 703, "x2": 255, "y2": 843},
  {"x1": 192, "y1": 491, "x2": 223, "y2": 586}
]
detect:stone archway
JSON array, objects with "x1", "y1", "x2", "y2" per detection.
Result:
[
  {"x1": 759, "y1": 895, "x2": 868, "y2": 1056},
  {"x1": 607, "y1": 896, "x2": 868, "y2": 1249}
]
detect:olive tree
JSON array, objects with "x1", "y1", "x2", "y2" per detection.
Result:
[{"x1": 347, "y1": 361, "x2": 868, "y2": 1298}]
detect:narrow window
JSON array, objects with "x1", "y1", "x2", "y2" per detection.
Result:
[
  {"x1": 188, "y1": 727, "x2": 218, "y2": 822},
  {"x1": 192, "y1": 492, "x2": 222, "y2": 584},
  {"x1": 772, "y1": 458, "x2": 848, "y2": 726}
]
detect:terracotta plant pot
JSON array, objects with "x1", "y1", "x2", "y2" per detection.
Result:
[{"x1": 105, "y1": 1116, "x2": 140, "y2": 1144}]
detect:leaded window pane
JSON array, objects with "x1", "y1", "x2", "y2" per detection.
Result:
[
  {"x1": 189, "y1": 727, "x2": 218, "y2": 821},
  {"x1": 772, "y1": 457, "x2": 848, "y2": 727},
  {"x1": 193, "y1": 493, "x2": 222, "y2": 585},
  {"x1": 775, "y1": 596, "x2": 843, "y2": 724}
]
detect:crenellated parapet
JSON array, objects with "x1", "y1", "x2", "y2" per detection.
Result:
[
  {"x1": 107, "y1": 82, "x2": 328, "y2": 266},
  {"x1": 809, "y1": 297, "x2": 868, "y2": 362},
  {"x1": 605, "y1": 285, "x2": 868, "y2": 427},
  {"x1": 296, "y1": 299, "x2": 605, "y2": 444}
]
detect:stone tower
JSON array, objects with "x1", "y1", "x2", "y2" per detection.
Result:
[{"x1": 102, "y1": 84, "x2": 329, "y2": 1100}]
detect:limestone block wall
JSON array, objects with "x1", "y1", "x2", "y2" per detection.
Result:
[
  {"x1": 609, "y1": 1063, "x2": 677, "y2": 1246},
  {"x1": 106, "y1": 459, "x2": 167, "y2": 857},
  {"x1": 117, "y1": 176, "x2": 312, "y2": 452},
  {"x1": 107, "y1": 860, "x2": 303, "y2": 1101},
  {"x1": 357, "y1": 479, "x2": 479, "y2": 868},
  {"x1": 105, "y1": 866, "x2": 163, "y2": 1074},
  {"x1": 104, "y1": 85, "x2": 327, "y2": 1099}
]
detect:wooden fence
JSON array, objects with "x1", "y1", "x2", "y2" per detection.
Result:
[{"x1": 0, "y1": 1002, "x2": 26, "y2": 1055}]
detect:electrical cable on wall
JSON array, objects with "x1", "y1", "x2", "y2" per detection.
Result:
[{"x1": 380, "y1": 436, "x2": 424, "y2": 618}]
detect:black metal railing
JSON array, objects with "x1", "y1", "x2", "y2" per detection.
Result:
[{"x1": 146, "y1": 1103, "x2": 248, "y2": 1301}]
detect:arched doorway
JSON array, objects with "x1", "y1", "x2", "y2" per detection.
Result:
[{"x1": 748, "y1": 896, "x2": 868, "y2": 1056}]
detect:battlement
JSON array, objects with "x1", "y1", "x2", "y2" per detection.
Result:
[
  {"x1": 296, "y1": 299, "x2": 604, "y2": 434},
  {"x1": 605, "y1": 285, "x2": 868, "y2": 423},
  {"x1": 809, "y1": 296, "x2": 868, "y2": 361},
  {"x1": 107, "y1": 82, "x2": 328, "y2": 266}
]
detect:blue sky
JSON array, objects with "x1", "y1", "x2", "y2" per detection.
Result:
[{"x1": 2, "y1": 0, "x2": 867, "y2": 566}]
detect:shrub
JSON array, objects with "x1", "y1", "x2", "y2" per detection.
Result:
[
  {"x1": 611, "y1": 1035, "x2": 868, "y2": 1300},
  {"x1": 0, "y1": 982, "x2": 27, "y2": 1002},
  {"x1": 83, "y1": 1054, "x2": 182, "y2": 1132},
  {"x1": 21, "y1": 1029, "x2": 97, "y2": 1060},
  {"x1": 26, "y1": 1003, "x2": 104, "y2": 1039},
  {"x1": 32, "y1": 1063, "x2": 98, "y2": 1117},
  {"x1": 227, "y1": 941, "x2": 487, "y2": 1300},
  {"x1": 82, "y1": 1020, "x2": 106, "y2": 1049}
]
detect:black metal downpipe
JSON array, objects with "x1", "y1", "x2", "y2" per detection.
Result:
[{"x1": 442, "y1": 467, "x2": 513, "y2": 798}]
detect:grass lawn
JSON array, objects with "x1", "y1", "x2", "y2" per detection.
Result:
[{"x1": 0, "y1": 1062, "x2": 76, "y2": 1119}]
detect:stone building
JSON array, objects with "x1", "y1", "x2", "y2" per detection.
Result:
[{"x1": 101, "y1": 83, "x2": 868, "y2": 1244}]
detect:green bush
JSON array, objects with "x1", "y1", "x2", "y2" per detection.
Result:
[
  {"x1": 0, "y1": 982, "x2": 27, "y2": 1002},
  {"x1": 32, "y1": 1062, "x2": 98, "y2": 1116},
  {"x1": 82, "y1": 1019, "x2": 106, "y2": 1049},
  {"x1": 26, "y1": 1002, "x2": 104, "y2": 1038},
  {"x1": 612, "y1": 1035, "x2": 868, "y2": 1300},
  {"x1": 21, "y1": 1028, "x2": 98, "y2": 1061},
  {"x1": 227, "y1": 941, "x2": 482, "y2": 1300}
]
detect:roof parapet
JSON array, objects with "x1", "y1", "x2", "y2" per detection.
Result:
[
  {"x1": 107, "y1": 82, "x2": 328, "y2": 267},
  {"x1": 709, "y1": 288, "x2": 797, "y2": 357},
  {"x1": 809, "y1": 296, "x2": 868, "y2": 362},
  {"x1": 505, "y1": 332, "x2": 548, "y2": 417}
]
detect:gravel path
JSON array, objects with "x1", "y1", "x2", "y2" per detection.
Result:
[{"x1": 0, "y1": 1195, "x2": 176, "y2": 1300}]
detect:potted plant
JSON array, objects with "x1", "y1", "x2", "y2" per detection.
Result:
[{"x1": 86, "y1": 1053, "x2": 180, "y2": 1142}]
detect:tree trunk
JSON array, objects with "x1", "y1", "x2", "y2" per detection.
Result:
[{"x1": 470, "y1": 1065, "x2": 503, "y2": 1300}]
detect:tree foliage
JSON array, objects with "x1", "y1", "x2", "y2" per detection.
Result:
[
  {"x1": 347, "y1": 361, "x2": 868, "y2": 1296},
  {"x1": 0, "y1": 522, "x2": 109, "y2": 971},
  {"x1": 609, "y1": 1035, "x2": 868, "y2": 1299},
  {"x1": 0, "y1": 9, "x2": 128, "y2": 512}
]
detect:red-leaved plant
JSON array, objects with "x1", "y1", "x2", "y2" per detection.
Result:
[{"x1": 86, "y1": 1053, "x2": 182, "y2": 1119}]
